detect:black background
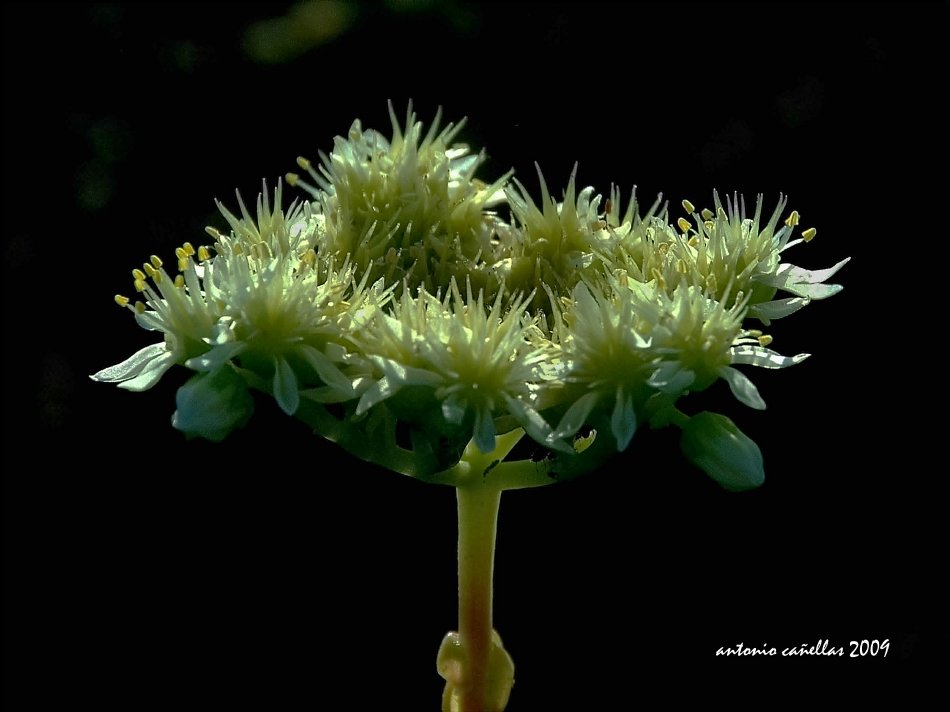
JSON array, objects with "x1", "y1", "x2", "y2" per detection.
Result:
[{"x1": 3, "y1": 2, "x2": 947, "y2": 707}]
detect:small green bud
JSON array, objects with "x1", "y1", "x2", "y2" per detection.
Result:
[
  {"x1": 172, "y1": 367, "x2": 254, "y2": 442},
  {"x1": 680, "y1": 412, "x2": 765, "y2": 491}
]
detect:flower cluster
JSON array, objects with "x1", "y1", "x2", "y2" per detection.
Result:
[{"x1": 93, "y1": 103, "x2": 845, "y2": 487}]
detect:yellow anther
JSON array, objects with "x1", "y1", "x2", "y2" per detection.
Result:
[
  {"x1": 676, "y1": 259, "x2": 688, "y2": 274},
  {"x1": 682, "y1": 199, "x2": 696, "y2": 214},
  {"x1": 688, "y1": 235, "x2": 700, "y2": 247},
  {"x1": 758, "y1": 334, "x2": 773, "y2": 347},
  {"x1": 286, "y1": 172, "x2": 299, "y2": 187},
  {"x1": 150, "y1": 255, "x2": 163, "y2": 269},
  {"x1": 197, "y1": 246, "x2": 211, "y2": 261},
  {"x1": 801, "y1": 227, "x2": 817, "y2": 242},
  {"x1": 296, "y1": 156, "x2": 311, "y2": 170},
  {"x1": 174, "y1": 274, "x2": 185, "y2": 288},
  {"x1": 114, "y1": 294, "x2": 130, "y2": 307},
  {"x1": 704, "y1": 220, "x2": 715, "y2": 232},
  {"x1": 132, "y1": 268, "x2": 146, "y2": 281},
  {"x1": 785, "y1": 210, "x2": 800, "y2": 227},
  {"x1": 657, "y1": 241, "x2": 670, "y2": 255},
  {"x1": 134, "y1": 278, "x2": 147, "y2": 292},
  {"x1": 701, "y1": 208, "x2": 714, "y2": 221},
  {"x1": 205, "y1": 226, "x2": 221, "y2": 239},
  {"x1": 182, "y1": 242, "x2": 195, "y2": 256},
  {"x1": 175, "y1": 247, "x2": 187, "y2": 260},
  {"x1": 746, "y1": 329, "x2": 763, "y2": 338},
  {"x1": 178, "y1": 258, "x2": 189, "y2": 272},
  {"x1": 232, "y1": 243, "x2": 244, "y2": 256},
  {"x1": 134, "y1": 301, "x2": 146, "y2": 314},
  {"x1": 143, "y1": 263, "x2": 157, "y2": 278},
  {"x1": 677, "y1": 217, "x2": 691, "y2": 233},
  {"x1": 152, "y1": 270, "x2": 164, "y2": 283}
]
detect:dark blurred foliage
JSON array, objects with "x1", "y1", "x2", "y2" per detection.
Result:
[{"x1": 2, "y1": 2, "x2": 947, "y2": 707}]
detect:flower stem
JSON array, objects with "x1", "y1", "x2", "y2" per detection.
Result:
[
  {"x1": 436, "y1": 435, "x2": 516, "y2": 711},
  {"x1": 455, "y1": 481, "x2": 502, "y2": 711}
]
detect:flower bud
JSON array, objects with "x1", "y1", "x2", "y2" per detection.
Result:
[
  {"x1": 680, "y1": 412, "x2": 764, "y2": 491},
  {"x1": 172, "y1": 367, "x2": 254, "y2": 442}
]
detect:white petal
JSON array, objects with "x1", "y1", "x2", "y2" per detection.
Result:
[
  {"x1": 185, "y1": 343, "x2": 244, "y2": 372},
  {"x1": 273, "y1": 356, "x2": 300, "y2": 416},
  {"x1": 298, "y1": 345, "x2": 354, "y2": 397},
  {"x1": 648, "y1": 362, "x2": 695, "y2": 393},
  {"x1": 779, "y1": 281, "x2": 844, "y2": 300},
  {"x1": 731, "y1": 345, "x2": 810, "y2": 369},
  {"x1": 134, "y1": 311, "x2": 164, "y2": 331},
  {"x1": 749, "y1": 297, "x2": 811, "y2": 323},
  {"x1": 117, "y1": 350, "x2": 177, "y2": 392},
  {"x1": 502, "y1": 395, "x2": 571, "y2": 453},
  {"x1": 757, "y1": 257, "x2": 849, "y2": 299},
  {"x1": 370, "y1": 356, "x2": 442, "y2": 388},
  {"x1": 552, "y1": 391, "x2": 600, "y2": 440},
  {"x1": 355, "y1": 378, "x2": 399, "y2": 415},
  {"x1": 610, "y1": 388, "x2": 637, "y2": 451},
  {"x1": 91, "y1": 343, "x2": 168, "y2": 383},
  {"x1": 441, "y1": 395, "x2": 466, "y2": 425},
  {"x1": 720, "y1": 367, "x2": 766, "y2": 410},
  {"x1": 779, "y1": 257, "x2": 850, "y2": 284}
]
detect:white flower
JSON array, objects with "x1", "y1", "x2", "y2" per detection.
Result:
[
  {"x1": 288, "y1": 101, "x2": 510, "y2": 293},
  {"x1": 501, "y1": 165, "x2": 612, "y2": 299},
  {"x1": 90, "y1": 245, "x2": 221, "y2": 391},
  {"x1": 352, "y1": 280, "x2": 556, "y2": 453}
]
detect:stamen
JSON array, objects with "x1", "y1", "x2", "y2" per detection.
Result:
[
  {"x1": 677, "y1": 217, "x2": 691, "y2": 233},
  {"x1": 174, "y1": 275, "x2": 185, "y2": 288},
  {"x1": 785, "y1": 210, "x2": 800, "y2": 227},
  {"x1": 197, "y1": 246, "x2": 211, "y2": 262},
  {"x1": 150, "y1": 255, "x2": 163, "y2": 269},
  {"x1": 682, "y1": 199, "x2": 696, "y2": 214},
  {"x1": 701, "y1": 208, "x2": 714, "y2": 221},
  {"x1": 134, "y1": 278, "x2": 147, "y2": 292},
  {"x1": 134, "y1": 301, "x2": 146, "y2": 314},
  {"x1": 801, "y1": 227, "x2": 816, "y2": 242},
  {"x1": 114, "y1": 294, "x2": 130, "y2": 307},
  {"x1": 132, "y1": 268, "x2": 146, "y2": 281},
  {"x1": 758, "y1": 334, "x2": 773, "y2": 347},
  {"x1": 143, "y1": 263, "x2": 157, "y2": 278}
]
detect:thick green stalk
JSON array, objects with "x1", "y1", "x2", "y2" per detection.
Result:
[
  {"x1": 455, "y1": 482, "x2": 502, "y2": 711},
  {"x1": 437, "y1": 433, "x2": 519, "y2": 711}
]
